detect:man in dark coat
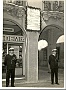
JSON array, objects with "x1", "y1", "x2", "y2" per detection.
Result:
[
  {"x1": 49, "y1": 49, "x2": 59, "y2": 85},
  {"x1": 4, "y1": 48, "x2": 17, "y2": 87}
]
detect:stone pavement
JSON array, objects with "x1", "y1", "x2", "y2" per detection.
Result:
[{"x1": 2, "y1": 67, "x2": 64, "y2": 88}]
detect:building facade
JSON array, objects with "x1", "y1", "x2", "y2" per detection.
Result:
[{"x1": 2, "y1": 0, "x2": 64, "y2": 83}]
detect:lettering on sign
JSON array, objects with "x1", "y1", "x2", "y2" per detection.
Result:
[{"x1": 3, "y1": 35, "x2": 25, "y2": 43}]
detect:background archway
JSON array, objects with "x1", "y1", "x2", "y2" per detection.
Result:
[{"x1": 38, "y1": 24, "x2": 64, "y2": 68}]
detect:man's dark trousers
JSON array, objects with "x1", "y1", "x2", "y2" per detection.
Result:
[
  {"x1": 51, "y1": 68, "x2": 58, "y2": 84},
  {"x1": 6, "y1": 69, "x2": 15, "y2": 87}
]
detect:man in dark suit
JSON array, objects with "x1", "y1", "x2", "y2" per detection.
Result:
[
  {"x1": 4, "y1": 48, "x2": 17, "y2": 87},
  {"x1": 49, "y1": 49, "x2": 59, "y2": 85}
]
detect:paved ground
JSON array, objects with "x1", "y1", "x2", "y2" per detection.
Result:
[{"x1": 2, "y1": 67, "x2": 64, "y2": 88}]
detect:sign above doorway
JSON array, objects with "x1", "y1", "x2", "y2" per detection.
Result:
[{"x1": 3, "y1": 35, "x2": 25, "y2": 43}]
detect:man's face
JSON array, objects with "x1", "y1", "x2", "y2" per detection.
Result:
[
  {"x1": 52, "y1": 51, "x2": 56, "y2": 55},
  {"x1": 9, "y1": 50, "x2": 14, "y2": 55}
]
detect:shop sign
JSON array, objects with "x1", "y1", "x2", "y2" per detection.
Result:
[{"x1": 3, "y1": 35, "x2": 25, "y2": 43}]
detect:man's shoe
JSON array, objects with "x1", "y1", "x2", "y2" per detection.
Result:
[
  {"x1": 6, "y1": 85, "x2": 9, "y2": 87},
  {"x1": 6, "y1": 86, "x2": 8, "y2": 87},
  {"x1": 55, "y1": 83, "x2": 59, "y2": 85},
  {"x1": 11, "y1": 85, "x2": 15, "y2": 87}
]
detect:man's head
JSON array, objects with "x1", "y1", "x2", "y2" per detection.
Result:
[
  {"x1": 52, "y1": 49, "x2": 57, "y2": 56},
  {"x1": 9, "y1": 48, "x2": 14, "y2": 55}
]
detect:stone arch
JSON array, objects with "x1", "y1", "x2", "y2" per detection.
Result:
[
  {"x1": 39, "y1": 24, "x2": 64, "y2": 45},
  {"x1": 39, "y1": 24, "x2": 63, "y2": 39}
]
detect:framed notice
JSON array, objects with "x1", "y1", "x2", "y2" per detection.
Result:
[{"x1": 26, "y1": 6, "x2": 41, "y2": 31}]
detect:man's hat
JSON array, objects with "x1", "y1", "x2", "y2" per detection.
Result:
[
  {"x1": 9, "y1": 48, "x2": 14, "y2": 51},
  {"x1": 52, "y1": 49, "x2": 57, "y2": 52}
]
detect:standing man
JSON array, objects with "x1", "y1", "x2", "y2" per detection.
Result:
[
  {"x1": 4, "y1": 48, "x2": 17, "y2": 87},
  {"x1": 49, "y1": 49, "x2": 59, "y2": 85}
]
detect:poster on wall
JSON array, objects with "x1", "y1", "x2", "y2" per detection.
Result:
[{"x1": 26, "y1": 6, "x2": 41, "y2": 31}]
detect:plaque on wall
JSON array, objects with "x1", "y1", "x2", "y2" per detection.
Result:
[{"x1": 26, "y1": 6, "x2": 41, "y2": 31}]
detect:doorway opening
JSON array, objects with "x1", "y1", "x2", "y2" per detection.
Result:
[{"x1": 2, "y1": 42, "x2": 26, "y2": 79}]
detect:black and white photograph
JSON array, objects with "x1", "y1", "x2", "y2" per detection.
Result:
[{"x1": 1, "y1": 0, "x2": 65, "y2": 89}]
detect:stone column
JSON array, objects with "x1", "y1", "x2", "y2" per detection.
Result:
[
  {"x1": 47, "y1": 29, "x2": 55, "y2": 72},
  {"x1": 47, "y1": 29, "x2": 56, "y2": 72},
  {"x1": 47, "y1": 30, "x2": 51, "y2": 72},
  {"x1": 47, "y1": 46, "x2": 51, "y2": 73},
  {"x1": 26, "y1": 31, "x2": 38, "y2": 83},
  {"x1": 48, "y1": 29, "x2": 56, "y2": 56}
]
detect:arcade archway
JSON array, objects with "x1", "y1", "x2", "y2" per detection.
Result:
[
  {"x1": 38, "y1": 24, "x2": 64, "y2": 70},
  {"x1": 2, "y1": 19, "x2": 27, "y2": 79}
]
